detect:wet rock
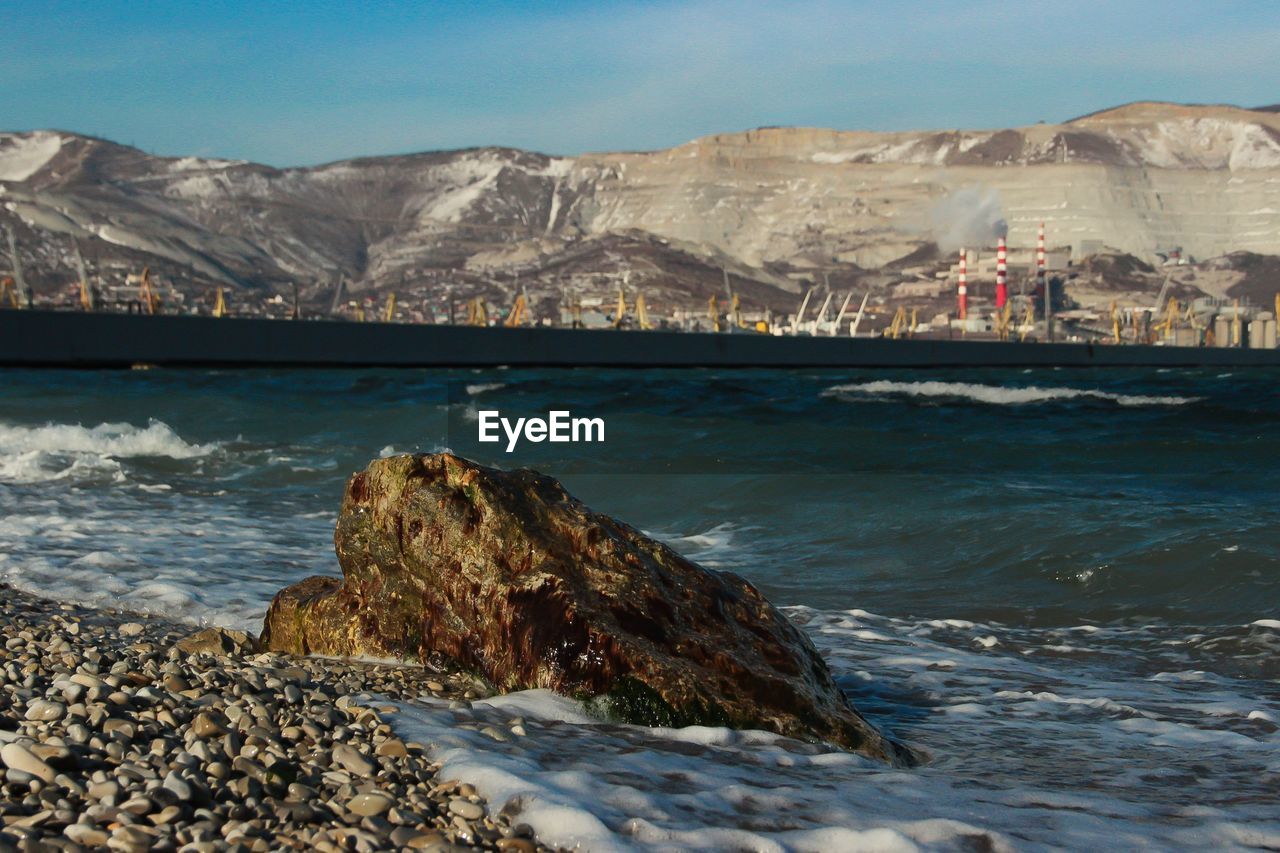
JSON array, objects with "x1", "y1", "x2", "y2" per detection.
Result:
[
  {"x1": 261, "y1": 453, "x2": 914, "y2": 762},
  {"x1": 448, "y1": 798, "x2": 484, "y2": 820},
  {"x1": 346, "y1": 792, "x2": 393, "y2": 817},
  {"x1": 173, "y1": 627, "x2": 259, "y2": 657}
]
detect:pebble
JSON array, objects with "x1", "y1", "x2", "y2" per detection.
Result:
[
  {"x1": 64, "y1": 824, "x2": 110, "y2": 845},
  {"x1": 88, "y1": 780, "x2": 120, "y2": 800},
  {"x1": 346, "y1": 791, "x2": 394, "y2": 817},
  {"x1": 0, "y1": 742, "x2": 56, "y2": 783},
  {"x1": 448, "y1": 798, "x2": 485, "y2": 821},
  {"x1": 0, "y1": 588, "x2": 549, "y2": 852},
  {"x1": 24, "y1": 700, "x2": 66, "y2": 722},
  {"x1": 162, "y1": 771, "x2": 193, "y2": 802},
  {"x1": 103, "y1": 719, "x2": 135, "y2": 738},
  {"x1": 191, "y1": 713, "x2": 225, "y2": 739},
  {"x1": 376, "y1": 738, "x2": 408, "y2": 758},
  {"x1": 332, "y1": 744, "x2": 376, "y2": 776}
]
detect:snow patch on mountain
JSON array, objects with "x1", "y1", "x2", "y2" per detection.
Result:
[
  {"x1": 421, "y1": 156, "x2": 507, "y2": 222},
  {"x1": 168, "y1": 156, "x2": 244, "y2": 173},
  {"x1": 1119, "y1": 119, "x2": 1280, "y2": 170},
  {"x1": 0, "y1": 133, "x2": 63, "y2": 182}
]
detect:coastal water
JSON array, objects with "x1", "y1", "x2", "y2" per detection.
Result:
[{"x1": 1, "y1": 367, "x2": 1277, "y2": 849}]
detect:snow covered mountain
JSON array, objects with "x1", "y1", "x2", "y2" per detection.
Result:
[{"x1": 2, "y1": 101, "x2": 1279, "y2": 310}]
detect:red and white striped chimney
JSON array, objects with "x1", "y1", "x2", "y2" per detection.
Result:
[
  {"x1": 995, "y1": 236, "x2": 1008, "y2": 309},
  {"x1": 1036, "y1": 222, "x2": 1047, "y2": 280},
  {"x1": 957, "y1": 248, "x2": 968, "y2": 320}
]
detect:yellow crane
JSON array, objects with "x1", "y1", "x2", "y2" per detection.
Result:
[
  {"x1": 730, "y1": 293, "x2": 743, "y2": 329},
  {"x1": 887, "y1": 306, "x2": 907, "y2": 339},
  {"x1": 635, "y1": 293, "x2": 653, "y2": 330},
  {"x1": 1154, "y1": 297, "x2": 1180, "y2": 341},
  {"x1": 466, "y1": 297, "x2": 488, "y2": 326},
  {"x1": 993, "y1": 302, "x2": 1013, "y2": 341},
  {"x1": 1020, "y1": 303, "x2": 1036, "y2": 342},
  {"x1": 1232, "y1": 299, "x2": 1242, "y2": 347},
  {"x1": 1110, "y1": 301, "x2": 1121, "y2": 344},
  {"x1": 384, "y1": 292, "x2": 397, "y2": 323},
  {"x1": 708, "y1": 295, "x2": 721, "y2": 332},
  {"x1": 909, "y1": 307, "x2": 918, "y2": 339},
  {"x1": 0, "y1": 277, "x2": 18, "y2": 309},
  {"x1": 73, "y1": 241, "x2": 93, "y2": 312},
  {"x1": 504, "y1": 293, "x2": 528, "y2": 327},
  {"x1": 139, "y1": 267, "x2": 159, "y2": 315},
  {"x1": 213, "y1": 288, "x2": 226, "y2": 318},
  {"x1": 613, "y1": 288, "x2": 627, "y2": 329}
]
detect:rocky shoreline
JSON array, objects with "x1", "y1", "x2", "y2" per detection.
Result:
[{"x1": 0, "y1": 584, "x2": 550, "y2": 852}]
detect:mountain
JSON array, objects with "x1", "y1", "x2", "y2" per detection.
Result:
[{"x1": 2, "y1": 101, "x2": 1279, "y2": 316}]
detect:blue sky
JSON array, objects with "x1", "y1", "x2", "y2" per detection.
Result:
[{"x1": 1, "y1": 1, "x2": 1277, "y2": 166}]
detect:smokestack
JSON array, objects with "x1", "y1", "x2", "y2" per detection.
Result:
[
  {"x1": 957, "y1": 248, "x2": 968, "y2": 320},
  {"x1": 995, "y1": 236, "x2": 1008, "y2": 309},
  {"x1": 1039, "y1": 221, "x2": 1053, "y2": 341},
  {"x1": 1036, "y1": 222, "x2": 1047, "y2": 281}
]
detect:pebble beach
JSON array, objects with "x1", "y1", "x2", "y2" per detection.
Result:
[{"x1": 0, "y1": 584, "x2": 549, "y2": 852}]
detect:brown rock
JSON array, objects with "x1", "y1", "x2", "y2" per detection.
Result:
[
  {"x1": 172, "y1": 627, "x2": 259, "y2": 657},
  {"x1": 261, "y1": 453, "x2": 915, "y2": 763}
]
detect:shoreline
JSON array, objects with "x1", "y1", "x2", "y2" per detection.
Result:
[{"x1": 0, "y1": 584, "x2": 550, "y2": 852}]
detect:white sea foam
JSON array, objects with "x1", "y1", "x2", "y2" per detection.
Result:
[
  {"x1": 362, "y1": 605, "x2": 1280, "y2": 851},
  {"x1": 647, "y1": 521, "x2": 747, "y2": 568},
  {"x1": 0, "y1": 420, "x2": 216, "y2": 484},
  {"x1": 465, "y1": 382, "x2": 507, "y2": 396},
  {"x1": 823, "y1": 380, "x2": 1200, "y2": 407}
]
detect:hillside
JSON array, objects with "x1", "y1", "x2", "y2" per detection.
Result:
[{"x1": 2, "y1": 101, "x2": 1279, "y2": 316}]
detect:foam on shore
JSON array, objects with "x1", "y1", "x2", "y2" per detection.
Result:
[
  {"x1": 823, "y1": 380, "x2": 1201, "y2": 407},
  {"x1": 381, "y1": 607, "x2": 1280, "y2": 852}
]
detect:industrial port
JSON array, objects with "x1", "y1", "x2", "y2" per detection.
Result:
[{"x1": 3, "y1": 216, "x2": 1277, "y2": 360}]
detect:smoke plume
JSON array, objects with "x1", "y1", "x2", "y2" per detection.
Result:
[{"x1": 930, "y1": 187, "x2": 1006, "y2": 251}]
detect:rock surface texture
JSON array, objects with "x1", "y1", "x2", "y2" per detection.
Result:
[{"x1": 262, "y1": 453, "x2": 914, "y2": 764}]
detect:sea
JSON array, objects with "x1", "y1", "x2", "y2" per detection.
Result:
[{"x1": 1, "y1": 367, "x2": 1277, "y2": 851}]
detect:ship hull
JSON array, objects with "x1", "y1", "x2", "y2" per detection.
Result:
[{"x1": 2, "y1": 311, "x2": 1279, "y2": 368}]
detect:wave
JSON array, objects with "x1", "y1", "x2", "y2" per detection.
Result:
[
  {"x1": 0, "y1": 419, "x2": 216, "y2": 484},
  {"x1": 379, "y1": 606, "x2": 1280, "y2": 852},
  {"x1": 823, "y1": 380, "x2": 1201, "y2": 407},
  {"x1": 465, "y1": 382, "x2": 507, "y2": 396},
  {"x1": 649, "y1": 521, "x2": 746, "y2": 568}
]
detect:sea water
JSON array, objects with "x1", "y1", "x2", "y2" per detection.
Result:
[{"x1": 0, "y1": 367, "x2": 1276, "y2": 849}]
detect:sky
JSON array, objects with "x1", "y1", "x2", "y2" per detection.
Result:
[{"x1": 1, "y1": 0, "x2": 1277, "y2": 166}]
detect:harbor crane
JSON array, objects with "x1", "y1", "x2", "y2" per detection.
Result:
[
  {"x1": 73, "y1": 240, "x2": 94, "y2": 311},
  {"x1": 792, "y1": 287, "x2": 814, "y2": 335},
  {"x1": 466, "y1": 297, "x2": 488, "y2": 326},
  {"x1": 635, "y1": 293, "x2": 653, "y2": 330},
  {"x1": 612, "y1": 288, "x2": 627, "y2": 329},
  {"x1": 831, "y1": 291, "x2": 854, "y2": 336},
  {"x1": 504, "y1": 292, "x2": 528, "y2": 327},
  {"x1": 137, "y1": 267, "x2": 161, "y2": 315}
]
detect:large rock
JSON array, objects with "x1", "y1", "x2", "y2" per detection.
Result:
[{"x1": 262, "y1": 453, "x2": 914, "y2": 764}]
